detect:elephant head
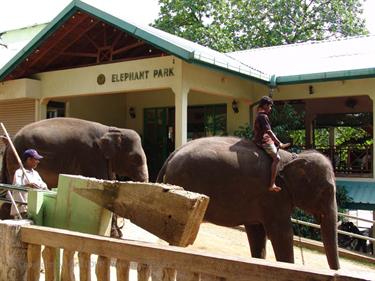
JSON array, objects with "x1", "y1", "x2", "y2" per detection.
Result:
[
  {"x1": 279, "y1": 151, "x2": 340, "y2": 270},
  {"x1": 98, "y1": 128, "x2": 148, "y2": 182}
]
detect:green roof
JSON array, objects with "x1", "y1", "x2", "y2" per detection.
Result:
[
  {"x1": 0, "y1": 0, "x2": 269, "y2": 83},
  {"x1": 336, "y1": 180, "x2": 375, "y2": 210}
]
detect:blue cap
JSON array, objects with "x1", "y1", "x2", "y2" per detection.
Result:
[{"x1": 23, "y1": 149, "x2": 43, "y2": 160}]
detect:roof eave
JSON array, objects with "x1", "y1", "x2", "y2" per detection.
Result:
[
  {"x1": 276, "y1": 67, "x2": 375, "y2": 85},
  {"x1": 0, "y1": 1, "x2": 80, "y2": 81},
  {"x1": 191, "y1": 59, "x2": 270, "y2": 85}
]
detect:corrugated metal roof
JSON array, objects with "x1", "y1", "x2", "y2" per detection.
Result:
[
  {"x1": 336, "y1": 180, "x2": 375, "y2": 210},
  {"x1": 0, "y1": 0, "x2": 269, "y2": 83},
  {"x1": 228, "y1": 35, "x2": 375, "y2": 84}
]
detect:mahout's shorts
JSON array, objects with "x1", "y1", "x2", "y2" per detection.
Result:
[{"x1": 262, "y1": 143, "x2": 279, "y2": 158}]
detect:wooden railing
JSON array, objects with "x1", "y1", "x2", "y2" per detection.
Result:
[
  {"x1": 315, "y1": 145, "x2": 372, "y2": 175},
  {"x1": 20, "y1": 225, "x2": 368, "y2": 281}
]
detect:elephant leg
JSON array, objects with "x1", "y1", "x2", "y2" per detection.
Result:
[
  {"x1": 245, "y1": 224, "x2": 267, "y2": 259},
  {"x1": 265, "y1": 220, "x2": 294, "y2": 263}
]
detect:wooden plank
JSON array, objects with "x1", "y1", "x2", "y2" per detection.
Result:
[
  {"x1": 162, "y1": 267, "x2": 177, "y2": 281},
  {"x1": 61, "y1": 250, "x2": 75, "y2": 281},
  {"x1": 201, "y1": 274, "x2": 225, "y2": 281},
  {"x1": 21, "y1": 226, "x2": 370, "y2": 281},
  {"x1": 96, "y1": 256, "x2": 111, "y2": 281},
  {"x1": 116, "y1": 259, "x2": 130, "y2": 281},
  {"x1": 78, "y1": 252, "x2": 91, "y2": 281},
  {"x1": 177, "y1": 271, "x2": 200, "y2": 281},
  {"x1": 71, "y1": 175, "x2": 209, "y2": 246},
  {"x1": 42, "y1": 246, "x2": 57, "y2": 281},
  {"x1": 27, "y1": 244, "x2": 41, "y2": 281},
  {"x1": 137, "y1": 263, "x2": 151, "y2": 281}
]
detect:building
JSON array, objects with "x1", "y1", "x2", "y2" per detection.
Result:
[{"x1": 0, "y1": 1, "x2": 374, "y2": 218}]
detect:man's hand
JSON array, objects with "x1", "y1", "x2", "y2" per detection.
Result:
[
  {"x1": 26, "y1": 183, "x2": 40, "y2": 189},
  {"x1": 279, "y1": 143, "x2": 291, "y2": 149}
]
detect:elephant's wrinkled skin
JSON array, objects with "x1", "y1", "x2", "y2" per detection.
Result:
[
  {"x1": 157, "y1": 136, "x2": 339, "y2": 270},
  {"x1": 1, "y1": 117, "x2": 149, "y2": 188}
]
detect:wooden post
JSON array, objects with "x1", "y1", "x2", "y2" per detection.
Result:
[
  {"x1": 27, "y1": 244, "x2": 41, "y2": 281},
  {"x1": 61, "y1": 250, "x2": 75, "y2": 281},
  {"x1": 96, "y1": 256, "x2": 111, "y2": 281},
  {"x1": 78, "y1": 252, "x2": 91, "y2": 281},
  {"x1": 137, "y1": 263, "x2": 151, "y2": 281},
  {"x1": 42, "y1": 246, "x2": 57, "y2": 281},
  {"x1": 162, "y1": 267, "x2": 177, "y2": 281},
  {"x1": 116, "y1": 259, "x2": 130, "y2": 281},
  {"x1": 0, "y1": 219, "x2": 32, "y2": 281}
]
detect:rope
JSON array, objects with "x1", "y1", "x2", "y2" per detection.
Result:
[{"x1": 296, "y1": 222, "x2": 305, "y2": 266}]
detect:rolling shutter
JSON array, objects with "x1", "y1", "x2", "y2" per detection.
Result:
[
  {"x1": 0, "y1": 99, "x2": 36, "y2": 157},
  {"x1": 0, "y1": 99, "x2": 36, "y2": 137}
]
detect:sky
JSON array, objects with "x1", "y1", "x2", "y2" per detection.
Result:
[{"x1": 0, "y1": 0, "x2": 374, "y2": 34}]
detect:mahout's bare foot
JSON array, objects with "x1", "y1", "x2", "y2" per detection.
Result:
[{"x1": 268, "y1": 184, "x2": 282, "y2": 192}]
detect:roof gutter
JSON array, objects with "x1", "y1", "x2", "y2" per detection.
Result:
[{"x1": 275, "y1": 67, "x2": 375, "y2": 85}]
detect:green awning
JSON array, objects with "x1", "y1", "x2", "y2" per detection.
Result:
[{"x1": 336, "y1": 180, "x2": 375, "y2": 210}]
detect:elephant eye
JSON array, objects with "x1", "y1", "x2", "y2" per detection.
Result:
[{"x1": 130, "y1": 153, "x2": 142, "y2": 165}]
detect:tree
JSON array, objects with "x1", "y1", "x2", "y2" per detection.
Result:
[{"x1": 153, "y1": 0, "x2": 368, "y2": 51}]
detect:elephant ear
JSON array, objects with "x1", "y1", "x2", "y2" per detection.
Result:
[
  {"x1": 278, "y1": 158, "x2": 309, "y2": 186},
  {"x1": 97, "y1": 129, "x2": 122, "y2": 159}
]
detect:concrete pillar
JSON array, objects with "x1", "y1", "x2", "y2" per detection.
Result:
[
  {"x1": 329, "y1": 127, "x2": 335, "y2": 163},
  {"x1": 0, "y1": 219, "x2": 33, "y2": 281},
  {"x1": 36, "y1": 99, "x2": 48, "y2": 121},
  {"x1": 173, "y1": 86, "x2": 189, "y2": 148},
  {"x1": 305, "y1": 114, "x2": 314, "y2": 149}
]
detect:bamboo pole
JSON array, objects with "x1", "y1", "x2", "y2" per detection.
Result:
[
  {"x1": 291, "y1": 218, "x2": 375, "y2": 242},
  {"x1": 338, "y1": 212, "x2": 375, "y2": 224},
  {"x1": 0, "y1": 123, "x2": 31, "y2": 183},
  {"x1": 0, "y1": 123, "x2": 27, "y2": 219}
]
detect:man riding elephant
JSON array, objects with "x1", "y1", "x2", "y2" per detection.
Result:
[{"x1": 157, "y1": 137, "x2": 340, "y2": 270}]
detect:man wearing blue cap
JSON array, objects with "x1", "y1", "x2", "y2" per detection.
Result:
[{"x1": 9, "y1": 149, "x2": 48, "y2": 217}]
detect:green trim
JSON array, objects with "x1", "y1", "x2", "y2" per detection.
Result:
[
  {"x1": 191, "y1": 59, "x2": 270, "y2": 85},
  {"x1": 1, "y1": 0, "x2": 268, "y2": 83},
  {"x1": 343, "y1": 202, "x2": 375, "y2": 211},
  {"x1": 276, "y1": 67, "x2": 375, "y2": 85}
]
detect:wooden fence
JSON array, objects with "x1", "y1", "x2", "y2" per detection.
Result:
[{"x1": 20, "y1": 225, "x2": 371, "y2": 281}]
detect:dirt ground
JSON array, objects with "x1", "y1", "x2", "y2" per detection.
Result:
[{"x1": 122, "y1": 220, "x2": 375, "y2": 278}]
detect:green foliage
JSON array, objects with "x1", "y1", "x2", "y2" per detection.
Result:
[
  {"x1": 269, "y1": 102, "x2": 305, "y2": 144},
  {"x1": 233, "y1": 102, "x2": 304, "y2": 151},
  {"x1": 233, "y1": 123, "x2": 253, "y2": 139},
  {"x1": 153, "y1": 0, "x2": 368, "y2": 51}
]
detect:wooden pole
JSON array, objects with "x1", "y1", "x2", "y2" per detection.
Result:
[
  {"x1": 0, "y1": 123, "x2": 31, "y2": 183},
  {"x1": 0, "y1": 123, "x2": 26, "y2": 219}
]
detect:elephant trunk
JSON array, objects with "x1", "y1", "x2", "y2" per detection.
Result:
[
  {"x1": 132, "y1": 164, "x2": 149, "y2": 182},
  {"x1": 320, "y1": 205, "x2": 340, "y2": 270}
]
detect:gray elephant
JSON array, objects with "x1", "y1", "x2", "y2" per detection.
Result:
[
  {"x1": 1, "y1": 117, "x2": 148, "y2": 188},
  {"x1": 157, "y1": 136, "x2": 340, "y2": 270}
]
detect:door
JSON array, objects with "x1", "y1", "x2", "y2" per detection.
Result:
[{"x1": 143, "y1": 108, "x2": 169, "y2": 181}]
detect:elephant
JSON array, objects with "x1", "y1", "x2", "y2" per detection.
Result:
[
  {"x1": 0, "y1": 117, "x2": 149, "y2": 222},
  {"x1": 157, "y1": 136, "x2": 340, "y2": 270}
]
